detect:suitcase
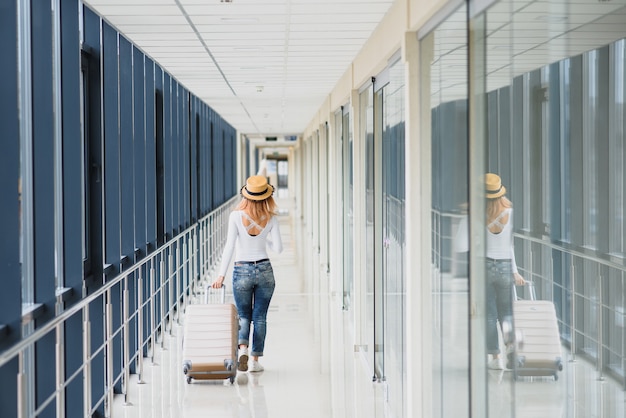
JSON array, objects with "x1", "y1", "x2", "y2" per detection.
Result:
[
  {"x1": 512, "y1": 282, "x2": 564, "y2": 380},
  {"x1": 182, "y1": 285, "x2": 240, "y2": 384}
]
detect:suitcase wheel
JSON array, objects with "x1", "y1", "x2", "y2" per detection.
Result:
[
  {"x1": 186, "y1": 376, "x2": 192, "y2": 384},
  {"x1": 556, "y1": 359, "x2": 563, "y2": 371},
  {"x1": 183, "y1": 361, "x2": 191, "y2": 375}
]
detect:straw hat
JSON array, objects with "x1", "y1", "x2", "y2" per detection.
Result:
[
  {"x1": 240, "y1": 175, "x2": 274, "y2": 201},
  {"x1": 485, "y1": 173, "x2": 506, "y2": 199}
]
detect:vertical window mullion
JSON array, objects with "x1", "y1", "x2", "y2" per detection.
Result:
[{"x1": 610, "y1": 41, "x2": 625, "y2": 256}]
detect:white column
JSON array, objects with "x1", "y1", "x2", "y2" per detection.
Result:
[{"x1": 404, "y1": 30, "x2": 433, "y2": 418}]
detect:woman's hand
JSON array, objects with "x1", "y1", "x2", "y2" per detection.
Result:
[
  {"x1": 513, "y1": 272, "x2": 526, "y2": 286},
  {"x1": 211, "y1": 275, "x2": 225, "y2": 289}
]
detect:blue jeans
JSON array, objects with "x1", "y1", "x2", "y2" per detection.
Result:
[
  {"x1": 232, "y1": 260, "x2": 275, "y2": 357},
  {"x1": 486, "y1": 259, "x2": 513, "y2": 355}
]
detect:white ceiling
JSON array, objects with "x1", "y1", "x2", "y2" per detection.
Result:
[{"x1": 83, "y1": 0, "x2": 395, "y2": 138}]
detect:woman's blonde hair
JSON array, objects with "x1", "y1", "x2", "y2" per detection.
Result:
[
  {"x1": 486, "y1": 195, "x2": 512, "y2": 223},
  {"x1": 237, "y1": 195, "x2": 278, "y2": 224}
]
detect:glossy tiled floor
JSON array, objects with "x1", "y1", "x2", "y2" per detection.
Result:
[{"x1": 112, "y1": 194, "x2": 625, "y2": 418}]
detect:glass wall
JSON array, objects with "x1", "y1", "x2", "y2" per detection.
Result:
[
  {"x1": 421, "y1": 4, "x2": 475, "y2": 417},
  {"x1": 341, "y1": 107, "x2": 354, "y2": 310},
  {"x1": 424, "y1": 0, "x2": 626, "y2": 415},
  {"x1": 381, "y1": 56, "x2": 406, "y2": 418},
  {"x1": 470, "y1": 0, "x2": 626, "y2": 416},
  {"x1": 361, "y1": 84, "x2": 375, "y2": 373}
]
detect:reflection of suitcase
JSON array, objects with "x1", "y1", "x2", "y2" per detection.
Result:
[
  {"x1": 512, "y1": 282, "x2": 563, "y2": 380},
  {"x1": 182, "y1": 286, "x2": 239, "y2": 384}
]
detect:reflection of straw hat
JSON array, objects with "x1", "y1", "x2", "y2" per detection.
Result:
[
  {"x1": 485, "y1": 173, "x2": 506, "y2": 199},
  {"x1": 240, "y1": 175, "x2": 274, "y2": 201}
]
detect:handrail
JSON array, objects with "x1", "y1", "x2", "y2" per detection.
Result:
[
  {"x1": 513, "y1": 231, "x2": 626, "y2": 272},
  {"x1": 433, "y1": 208, "x2": 626, "y2": 386},
  {"x1": 432, "y1": 208, "x2": 626, "y2": 273},
  {"x1": 0, "y1": 195, "x2": 239, "y2": 370}
]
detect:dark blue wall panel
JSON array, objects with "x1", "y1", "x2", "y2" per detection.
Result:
[
  {"x1": 102, "y1": 20, "x2": 123, "y2": 400},
  {"x1": 212, "y1": 114, "x2": 225, "y2": 207},
  {"x1": 103, "y1": 22, "x2": 121, "y2": 276},
  {"x1": 145, "y1": 58, "x2": 156, "y2": 251},
  {"x1": 133, "y1": 49, "x2": 147, "y2": 362},
  {"x1": 163, "y1": 73, "x2": 172, "y2": 240},
  {"x1": 225, "y1": 131, "x2": 233, "y2": 198},
  {"x1": 101, "y1": 28, "x2": 125, "y2": 395},
  {"x1": 0, "y1": 1, "x2": 21, "y2": 416},
  {"x1": 117, "y1": 35, "x2": 134, "y2": 391},
  {"x1": 32, "y1": 2, "x2": 57, "y2": 414},
  {"x1": 60, "y1": 0, "x2": 84, "y2": 414},
  {"x1": 61, "y1": 0, "x2": 82, "y2": 305},
  {"x1": 208, "y1": 114, "x2": 215, "y2": 211},
  {"x1": 173, "y1": 82, "x2": 180, "y2": 233},
  {"x1": 134, "y1": 47, "x2": 147, "y2": 257},
  {"x1": 82, "y1": 6, "x2": 104, "y2": 288},
  {"x1": 182, "y1": 89, "x2": 190, "y2": 227},
  {"x1": 120, "y1": 36, "x2": 134, "y2": 267},
  {"x1": 155, "y1": 69, "x2": 164, "y2": 246},
  {"x1": 0, "y1": 0, "x2": 21, "y2": 347},
  {"x1": 189, "y1": 99, "x2": 195, "y2": 222},
  {"x1": 82, "y1": 6, "x2": 105, "y2": 416}
]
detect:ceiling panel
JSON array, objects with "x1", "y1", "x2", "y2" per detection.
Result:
[{"x1": 84, "y1": 0, "x2": 395, "y2": 135}]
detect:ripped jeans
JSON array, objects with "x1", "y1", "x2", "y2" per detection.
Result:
[{"x1": 232, "y1": 260, "x2": 276, "y2": 357}]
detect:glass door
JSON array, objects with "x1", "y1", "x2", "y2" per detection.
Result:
[
  {"x1": 342, "y1": 106, "x2": 354, "y2": 310},
  {"x1": 381, "y1": 56, "x2": 406, "y2": 418}
]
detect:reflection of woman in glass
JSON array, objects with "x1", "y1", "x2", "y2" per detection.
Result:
[{"x1": 485, "y1": 173, "x2": 525, "y2": 370}]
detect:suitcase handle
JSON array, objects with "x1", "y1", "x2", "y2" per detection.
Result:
[
  {"x1": 205, "y1": 283, "x2": 226, "y2": 304},
  {"x1": 513, "y1": 280, "x2": 536, "y2": 301}
]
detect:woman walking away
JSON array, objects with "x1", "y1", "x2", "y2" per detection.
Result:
[
  {"x1": 485, "y1": 173, "x2": 525, "y2": 370},
  {"x1": 212, "y1": 175, "x2": 283, "y2": 373}
]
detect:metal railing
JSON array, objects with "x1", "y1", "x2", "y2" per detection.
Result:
[
  {"x1": 0, "y1": 196, "x2": 239, "y2": 418},
  {"x1": 431, "y1": 209, "x2": 626, "y2": 387},
  {"x1": 513, "y1": 232, "x2": 626, "y2": 387}
]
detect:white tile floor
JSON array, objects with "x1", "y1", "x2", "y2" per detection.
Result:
[{"x1": 112, "y1": 195, "x2": 625, "y2": 418}]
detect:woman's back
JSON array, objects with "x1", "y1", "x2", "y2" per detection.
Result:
[{"x1": 486, "y1": 198, "x2": 514, "y2": 260}]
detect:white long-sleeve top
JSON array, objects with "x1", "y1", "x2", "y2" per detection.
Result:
[
  {"x1": 486, "y1": 208, "x2": 518, "y2": 273},
  {"x1": 217, "y1": 210, "x2": 283, "y2": 277}
]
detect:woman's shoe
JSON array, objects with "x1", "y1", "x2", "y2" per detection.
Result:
[
  {"x1": 238, "y1": 347, "x2": 249, "y2": 372},
  {"x1": 248, "y1": 360, "x2": 264, "y2": 372},
  {"x1": 488, "y1": 358, "x2": 503, "y2": 370}
]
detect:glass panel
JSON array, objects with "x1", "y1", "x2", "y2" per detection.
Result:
[
  {"x1": 421, "y1": 4, "x2": 473, "y2": 417},
  {"x1": 373, "y1": 88, "x2": 384, "y2": 379},
  {"x1": 472, "y1": 0, "x2": 626, "y2": 415},
  {"x1": 382, "y1": 57, "x2": 406, "y2": 418},
  {"x1": 361, "y1": 86, "x2": 375, "y2": 372},
  {"x1": 343, "y1": 108, "x2": 354, "y2": 310}
]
